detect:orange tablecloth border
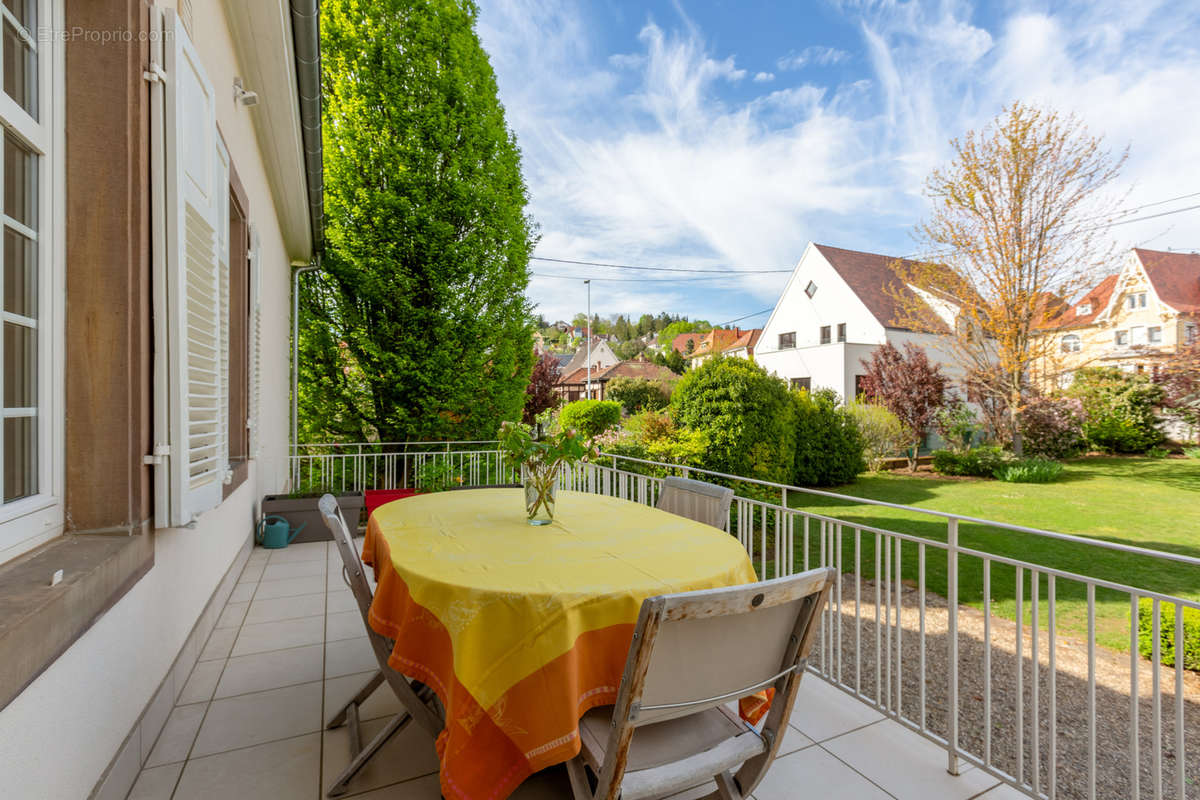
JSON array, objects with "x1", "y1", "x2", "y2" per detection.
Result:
[{"x1": 364, "y1": 517, "x2": 640, "y2": 799}]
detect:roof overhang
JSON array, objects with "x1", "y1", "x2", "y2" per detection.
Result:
[{"x1": 220, "y1": 0, "x2": 321, "y2": 262}]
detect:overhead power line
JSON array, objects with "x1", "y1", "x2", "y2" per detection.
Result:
[
  {"x1": 531, "y1": 256, "x2": 792, "y2": 274},
  {"x1": 530, "y1": 271, "x2": 774, "y2": 284}
]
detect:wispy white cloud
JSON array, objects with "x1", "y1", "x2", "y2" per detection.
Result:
[
  {"x1": 477, "y1": 0, "x2": 1200, "y2": 322},
  {"x1": 753, "y1": 71, "x2": 775, "y2": 83},
  {"x1": 777, "y1": 45, "x2": 851, "y2": 71}
]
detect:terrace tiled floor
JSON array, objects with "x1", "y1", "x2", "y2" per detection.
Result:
[{"x1": 127, "y1": 540, "x2": 1019, "y2": 800}]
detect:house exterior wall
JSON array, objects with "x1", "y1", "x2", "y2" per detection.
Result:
[
  {"x1": 0, "y1": 1, "x2": 300, "y2": 796},
  {"x1": 1040, "y1": 253, "x2": 1197, "y2": 384}
]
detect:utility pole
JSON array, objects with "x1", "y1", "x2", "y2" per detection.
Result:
[{"x1": 585, "y1": 279, "x2": 592, "y2": 399}]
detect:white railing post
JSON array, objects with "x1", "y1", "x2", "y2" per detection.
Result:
[{"x1": 946, "y1": 516, "x2": 961, "y2": 776}]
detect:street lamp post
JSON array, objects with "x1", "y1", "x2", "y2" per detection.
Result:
[{"x1": 585, "y1": 279, "x2": 592, "y2": 399}]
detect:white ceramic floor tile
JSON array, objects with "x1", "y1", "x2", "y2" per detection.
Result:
[
  {"x1": 823, "y1": 719, "x2": 996, "y2": 800},
  {"x1": 231, "y1": 614, "x2": 324, "y2": 657},
  {"x1": 326, "y1": 608, "x2": 369, "y2": 641},
  {"x1": 753, "y1": 746, "x2": 892, "y2": 800},
  {"x1": 215, "y1": 643, "x2": 324, "y2": 699},
  {"x1": 227, "y1": 582, "x2": 255, "y2": 603},
  {"x1": 145, "y1": 703, "x2": 207, "y2": 767},
  {"x1": 237, "y1": 561, "x2": 265, "y2": 583},
  {"x1": 261, "y1": 558, "x2": 326, "y2": 582},
  {"x1": 321, "y1": 715, "x2": 440, "y2": 796},
  {"x1": 198, "y1": 626, "x2": 238, "y2": 662},
  {"x1": 341, "y1": 774, "x2": 442, "y2": 799},
  {"x1": 244, "y1": 591, "x2": 325, "y2": 625},
  {"x1": 177, "y1": 659, "x2": 223, "y2": 705},
  {"x1": 252, "y1": 573, "x2": 326, "y2": 600},
  {"x1": 267, "y1": 541, "x2": 328, "y2": 563},
  {"x1": 214, "y1": 601, "x2": 249, "y2": 629},
  {"x1": 126, "y1": 762, "x2": 183, "y2": 800},
  {"x1": 324, "y1": 671, "x2": 403, "y2": 723},
  {"x1": 191, "y1": 681, "x2": 323, "y2": 758},
  {"x1": 172, "y1": 733, "x2": 321, "y2": 800},
  {"x1": 968, "y1": 781, "x2": 1024, "y2": 799},
  {"x1": 326, "y1": 636, "x2": 378, "y2": 678},
  {"x1": 777, "y1": 722, "x2": 816, "y2": 756},
  {"x1": 788, "y1": 678, "x2": 884, "y2": 743},
  {"x1": 326, "y1": 589, "x2": 359, "y2": 614}
]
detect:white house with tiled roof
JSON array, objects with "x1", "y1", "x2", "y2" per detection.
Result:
[{"x1": 756, "y1": 243, "x2": 960, "y2": 401}]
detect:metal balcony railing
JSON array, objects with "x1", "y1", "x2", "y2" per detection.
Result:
[{"x1": 290, "y1": 442, "x2": 1198, "y2": 800}]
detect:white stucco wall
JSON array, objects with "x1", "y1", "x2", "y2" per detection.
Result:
[
  {"x1": 757, "y1": 244, "x2": 961, "y2": 403},
  {"x1": 0, "y1": 2, "x2": 299, "y2": 796}
]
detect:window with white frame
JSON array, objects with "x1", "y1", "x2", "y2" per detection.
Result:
[
  {"x1": 1127, "y1": 292, "x2": 1147, "y2": 310},
  {"x1": 1187, "y1": 323, "x2": 1198, "y2": 346},
  {"x1": 1061, "y1": 334, "x2": 1081, "y2": 353},
  {"x1": 1148, "y1": 326, "x2": 1162, "y2": 344},
  {"x1": 1, "y1": 0, "x2": 50, "y2": 511},
  {"x1": 1115, "y1": 330, "x2": 1129, "y2": 348},
  {"x1": 1076, "y1": 303, "x2": 1091, "y2": 316}
]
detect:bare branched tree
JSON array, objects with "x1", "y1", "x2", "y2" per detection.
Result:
[{"x1": 892, "y1": 102, "x2": 1127, "y2": 455}]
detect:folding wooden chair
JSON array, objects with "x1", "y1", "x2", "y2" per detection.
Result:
[
  {"x1": 655, "y1": 476, "x2": 735, "y2": 531},
  {"x1": 319, "y1": 494, "x2": 445, "y2": 797},
  {"x1": 566, "y1": 567, "x2": 835, "y2": 800}
]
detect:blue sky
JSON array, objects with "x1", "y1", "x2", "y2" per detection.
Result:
[{"x1": 476, "y1": 0, "x2": 1200, "y2": 326}]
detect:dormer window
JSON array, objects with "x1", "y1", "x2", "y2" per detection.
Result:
[
  {"x1": 805, "y1": 280, "x2": 818, "y2": 298},
  {"x1": 1076, "y1": 303, "x2": 1091, "y2": 316}
]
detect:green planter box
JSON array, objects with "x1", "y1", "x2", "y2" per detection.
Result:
[{"x1": 260, "y1": 492, "x2": 365, "y2": 544}]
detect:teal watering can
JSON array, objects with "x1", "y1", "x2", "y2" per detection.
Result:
[{"x1": 256, "y1": 515, "x2": 305, "y2": 549}]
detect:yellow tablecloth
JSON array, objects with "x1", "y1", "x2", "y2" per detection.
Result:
[{"x1": 363, "y1": 489, "x2": 756, "y2": 800}]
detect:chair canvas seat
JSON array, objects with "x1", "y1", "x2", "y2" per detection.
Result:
[{"x1": 578, "y1": 703, "x2": 763, "y2": 773}]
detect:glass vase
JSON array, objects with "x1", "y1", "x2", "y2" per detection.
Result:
[{"x1": 521, "y1": 462, "x2": 559, "y2": 526}]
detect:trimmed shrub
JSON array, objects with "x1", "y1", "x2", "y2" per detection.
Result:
[
  {"x1": 792, "y1": 390, "x2": 866, "y2": 487},
  {"x1": 1018, "y1": 396, "x2": 1086, "y2": 459},
  {"x1": 1147, "y1": 446, "x2": 1170, "y2": 459},
  {"x1": 558, "y1": 400, "x2": 621, "y2": 439},
  {"x1": 994, "y1": 457, "x2": 1064, "y2": 483},
  {"x1": 671, "y1": 356, "x2": 796, "y2": 483},
  {"x1": 847, "y1": 401, "x2": 914, "y2": 471},
  {"x1": 1066, "y1": 368, "x2": 1164, "y2": 453},
  {"x1": 1138, "y1": 599, "x2": 1200, "y2": 671},
  {"x1": 933, "y1": 446, "x2": 1010, "y2": 478},
  {"x1": 606, "y1": 376, "x2": 673, "y2": 414}
]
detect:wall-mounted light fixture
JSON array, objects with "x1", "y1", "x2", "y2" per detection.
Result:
[{"x1": 233, "y1": 77, "x2": 259, "y2": 107}]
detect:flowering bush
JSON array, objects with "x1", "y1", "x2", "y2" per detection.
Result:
[{"x1": 1017, "y1": 395, "x2": 1086, "y2": 459}]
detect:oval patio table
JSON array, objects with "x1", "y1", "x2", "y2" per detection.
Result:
[{"x1": 361, "y1": 488, "x2": 757, "y2": 800}]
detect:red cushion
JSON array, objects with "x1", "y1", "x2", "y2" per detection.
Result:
[{"x1": 364, "y1": 488, "x2": 419, "y2": 515}]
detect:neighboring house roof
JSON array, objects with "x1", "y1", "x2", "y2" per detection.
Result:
[
  {"x1": 671, "y1": 332, "x2": 703, "y2": 353},
  {"x1": 553, "y1": 353, "x2": 572, "y2": 369},
  {"x1": 724, "y1": 329, "x2": 762, "y2": 352},
  {"x1": 691, "y1": 328, "x2": 742, "y2": 358},
  {"x1": 557, "y1": 367, "x2": 592, "y2": 385},
  {"x1": 1040, "y1": 274, "x2": 1118, "y2": 330},
  {"x1": 594, "y1": 359, "x2": 677, "y2": 382},
  {"x1": 1134, "y1": 248, "x2": 1200, "y2": 313},
  {"x1": 560, "y1": 338, "x2": 616, "y2": 376},
  {"x1": 812, "y1": 244, "x2": 960, "y2": 333}
]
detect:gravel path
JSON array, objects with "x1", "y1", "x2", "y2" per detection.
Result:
[{"x1": 807, "y1": 581, "x2": 1199, "y2": 799}]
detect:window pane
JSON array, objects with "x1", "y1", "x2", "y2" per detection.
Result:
[
  {"x1": 3, "y1": 226, "x2": 34, "y2": 316},
  {"x1": 2, "y1": 0, "x2": 33, "y2": 31},
  {"x1": 4, "y1": 132, "x2": 36, "y2": 227},
  {"x1": 3, "y1": 414, "x2": 36, "y2": 501},
  {"x1": 3, "y1": 321, "x2": 34, "y2": 407},
  {"x1": 2, "y1": 19, "x2": 35, "y2": 117}
]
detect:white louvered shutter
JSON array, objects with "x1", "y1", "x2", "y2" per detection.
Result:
[
  {"x1": 215, "y1": 137, "x2": 232, "y2": 482},
  {"x1": 159, "y1": 9, "x2": 225, "y2": 526},
  {"x1": 248, "y1": 225, "x2": 262, "y2": 458}
]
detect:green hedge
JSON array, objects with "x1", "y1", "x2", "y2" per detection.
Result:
[
  {"x1": 558, "y1": 400, "x2": 622, "y2": 438},
  {"x1": 1138, "y1": 599, "x2": 1200, "y2": 671},
  {"x1": 931, "y1": 446, "x2": 1008, "y2": 478}
]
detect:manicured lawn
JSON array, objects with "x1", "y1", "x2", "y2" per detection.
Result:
[{"x1": 786, "y1": 456, "x2": 1200, "y2": 651}]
